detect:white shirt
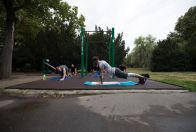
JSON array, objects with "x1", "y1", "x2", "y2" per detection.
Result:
[{"x1": 98, "y1": 60, "x2": 115, "y2": 75}]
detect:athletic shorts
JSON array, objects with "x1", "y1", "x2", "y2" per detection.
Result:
[{"x1": 115, "y1": 68, "x2": 128, "y2": 79}]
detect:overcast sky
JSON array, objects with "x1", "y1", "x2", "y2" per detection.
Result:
[{"x1": 66, "y1": 0, "x2": 195, "y2": 51}]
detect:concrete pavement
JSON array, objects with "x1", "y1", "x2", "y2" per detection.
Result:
[
  {"x1": 0, "y1": 73, "x2": 41, "y2": 89},
  {"x1": 0, "y1": 93, "x2": 196, "y2": 132}
]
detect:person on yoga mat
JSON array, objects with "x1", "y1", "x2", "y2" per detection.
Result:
[
  {"x1": 56, "y1": 65, "x2": 69, "y2": 81},
  {"x1": 92, "y1": 56, "x2": 146, "y2": 84},
  {"x1": 44, "y1": 62, "x2": 69, "y2": 81},
  {"x1": 70, "y1": 64, "x2": 77, "y2": 76}
]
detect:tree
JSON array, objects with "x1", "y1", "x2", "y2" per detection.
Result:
[
  {"x1": 13, "y1": 3, "x2": 84, "y2": 71},
  {"x1": 175, "y1": 6, "x2": 196, "y2": 70},
  {"x1": 128, "y1": 35, "x2": 156, "y2": 68},
  {"x1": 150, "y1": 6, "x2": 196, "y2": 71},
  {"x1": 115, "y1": 33, "x2": 129, "y2": 66},
  {"x1": 1, "y1": 0, "x2": 18, "y2": 78},
  {"x1": 186, "y1": 31, "x2": 196, "y2": 70},
  {"x1": 0, "y1": 0, "x2": 85, "y2": 78},
  {"x1": 0, "y1": 1, "x2": 6, "y2": 56},
  {"x1": 151, "y1": 38, "x2": 188, "y2": 71},
  {"x1": 124, "y1": 53, "x2": 133, "y2": 67},
  {"x1": 175, "y1": 6, "x2": 196, "y2": 40}
]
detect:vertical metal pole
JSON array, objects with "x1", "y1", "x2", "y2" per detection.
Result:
[
  {"x1": 80, "y1": 27, "x2": 84, "y2": 78},
  {"x1": 42, "y1": 59, "x2": 45, "y2": 75},
  {"x1": 111, "y1": 28, "x2": 115, "y2": 67},
  {"x1": 108, "y1": 39, "x2": 111, "y2": 65},
  {"x1": 85, "y1": 33, "x2": 88, "y2": 76}
]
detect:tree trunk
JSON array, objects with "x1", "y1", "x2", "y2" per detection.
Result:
[{"x1": 0, "y1": 0, "x2": 15, "y2": 79}]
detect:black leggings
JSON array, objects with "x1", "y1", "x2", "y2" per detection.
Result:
[{"x1": 115, "y1": 68, "x2": 128, "y2": 79}]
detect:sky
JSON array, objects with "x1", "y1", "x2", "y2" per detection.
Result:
[{"x1": 65, "y1": 0, "x2": 196, "y2": 52}]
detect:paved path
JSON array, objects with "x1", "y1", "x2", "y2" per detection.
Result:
[
  {"x1": 0, "y1": 93, "x2": 196, "y2": 132},
  {"x1": 0, "y1": 73, "x2": 41, "y2": 89}
]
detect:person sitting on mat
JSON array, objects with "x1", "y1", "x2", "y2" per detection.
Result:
[
  {"x1": 56, "y1": 65, "x2": 69, "y2": 81},
  {"x1": 92, "y1": 56, "x2": 146, "y2": 84},
  {"x1": 70, "y1": 64, "x2": 77, "y2": 76}
]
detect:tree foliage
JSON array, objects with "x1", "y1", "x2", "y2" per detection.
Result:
[
  {"x1": 175, "y1": 6, "x2": 196, "y2": 70},
  {"x1": 151, "y1": 38, "x2": 188, "y2": 71},
  {"x1": 126, "y1": 35, "x2": 156, "y2": 68},
  {"x1": 115, "y1": 33, "x2": 130, "y2": 67},
  {"x1": 1, "y1": 0, "x2": 129, "y2": 76},
  {"x1": 175, "y1": 7, "x2": 196, "y2": 40},
  {"x1": 151, "y1": 6, "x2": 196, "y2": 71},
  {"x1": 0, "y1": 0, "x2": 85, "y2": 77}
]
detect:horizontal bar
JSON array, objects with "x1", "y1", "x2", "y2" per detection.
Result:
[
  {"x1": 88, "y1": 41, "x2": 108, "y2": 43},
  {"x1": 84, "y1": 31, "x2": 112, "y2": 33}
]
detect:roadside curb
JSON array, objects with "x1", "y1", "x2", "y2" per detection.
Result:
[{"x1": 2, "y1": 89, "x2": 189, "y2": 97}]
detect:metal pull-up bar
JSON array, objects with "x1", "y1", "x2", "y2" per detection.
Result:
[
  {"x1": 84, "y1": 31, "x2": 112, "y2": 33},
  {"x1": 80, "y1": 27, "x2": 115, "y2": 78}
]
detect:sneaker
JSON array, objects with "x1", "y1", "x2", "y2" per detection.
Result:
[
  {"x1": 138, "y1": 77, "x2": 146, "y2": 85},
  {"x1": 140, "y1": 73, "x2": 150, "y2": 78}
]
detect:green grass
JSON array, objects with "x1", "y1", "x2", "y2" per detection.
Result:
[
  {"x1": 127, "y1": 68, "x2": 196, "y2": 91},
  {"x1": 160, "y1": 79, "x2": 196, "y2": 92}
]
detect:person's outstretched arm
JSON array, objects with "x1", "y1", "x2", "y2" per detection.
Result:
[
  {"x1": 75, "y1": 67, "x2": 77, "y2": 75},
  {"x1": 99, "y1": 68, "x2": 104, "y2": 84},
  {"x1": 60, "y1": 68, "x2": 67, "y2": 80}
]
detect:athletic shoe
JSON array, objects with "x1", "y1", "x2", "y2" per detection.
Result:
[
  {"x1": 138, "y1": 77, "x2": 146, "y2": 84},
  {"x1": 140, "y1": 73, "x2": 150, "y2": 78}
]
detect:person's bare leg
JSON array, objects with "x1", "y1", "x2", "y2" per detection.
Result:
[
  {"x1": 127, "y1": 73, "x2": 143, "y2": 78},
  {"x1": 128, "y1": 73, "x2": 146, "y2": 84}
]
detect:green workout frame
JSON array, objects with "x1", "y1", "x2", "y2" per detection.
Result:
[{"x1": 80, "y1": 27, "x2": 115, "y2": 77}]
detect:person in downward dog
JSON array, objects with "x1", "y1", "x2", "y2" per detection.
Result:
[
  {"x1": 55, "y1": 65, "x2": 69, "y2": 81},
  {"x1": 92, "y1": 56, "x2": 146, "y2": 84}
]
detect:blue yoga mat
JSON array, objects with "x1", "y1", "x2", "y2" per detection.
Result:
[
  {"x1": 49, "y1": 76, "x2": 71, "y2": 81},
  {"x1": 84, "y1": 81, "x2": 138, "y2": 86},
  {"x1": 88, "y1": 72, "x2": 100, "y2": 78}
]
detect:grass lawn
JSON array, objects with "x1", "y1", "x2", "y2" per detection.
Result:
[{"x1": 127, "y1": 68, "x2": 196, "y2": 91}]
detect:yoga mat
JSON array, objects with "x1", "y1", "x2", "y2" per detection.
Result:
[
  {"x1": 49, "y1": 76, "x2": 71, "y2": 81},
  {"x1": 84, "y1": 81, "x2": 137, "y2": 86}
]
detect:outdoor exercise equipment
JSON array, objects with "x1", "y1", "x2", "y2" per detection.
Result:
[
  {"x1": 42, "y1": 59, "x2": 57, "y2": 80},
  {"x1": 80, "y1": 27, "x2": 115, "y2": 78},
  {"x1": 44, "y1": 62, "x2": 56, "y2": 70}
]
